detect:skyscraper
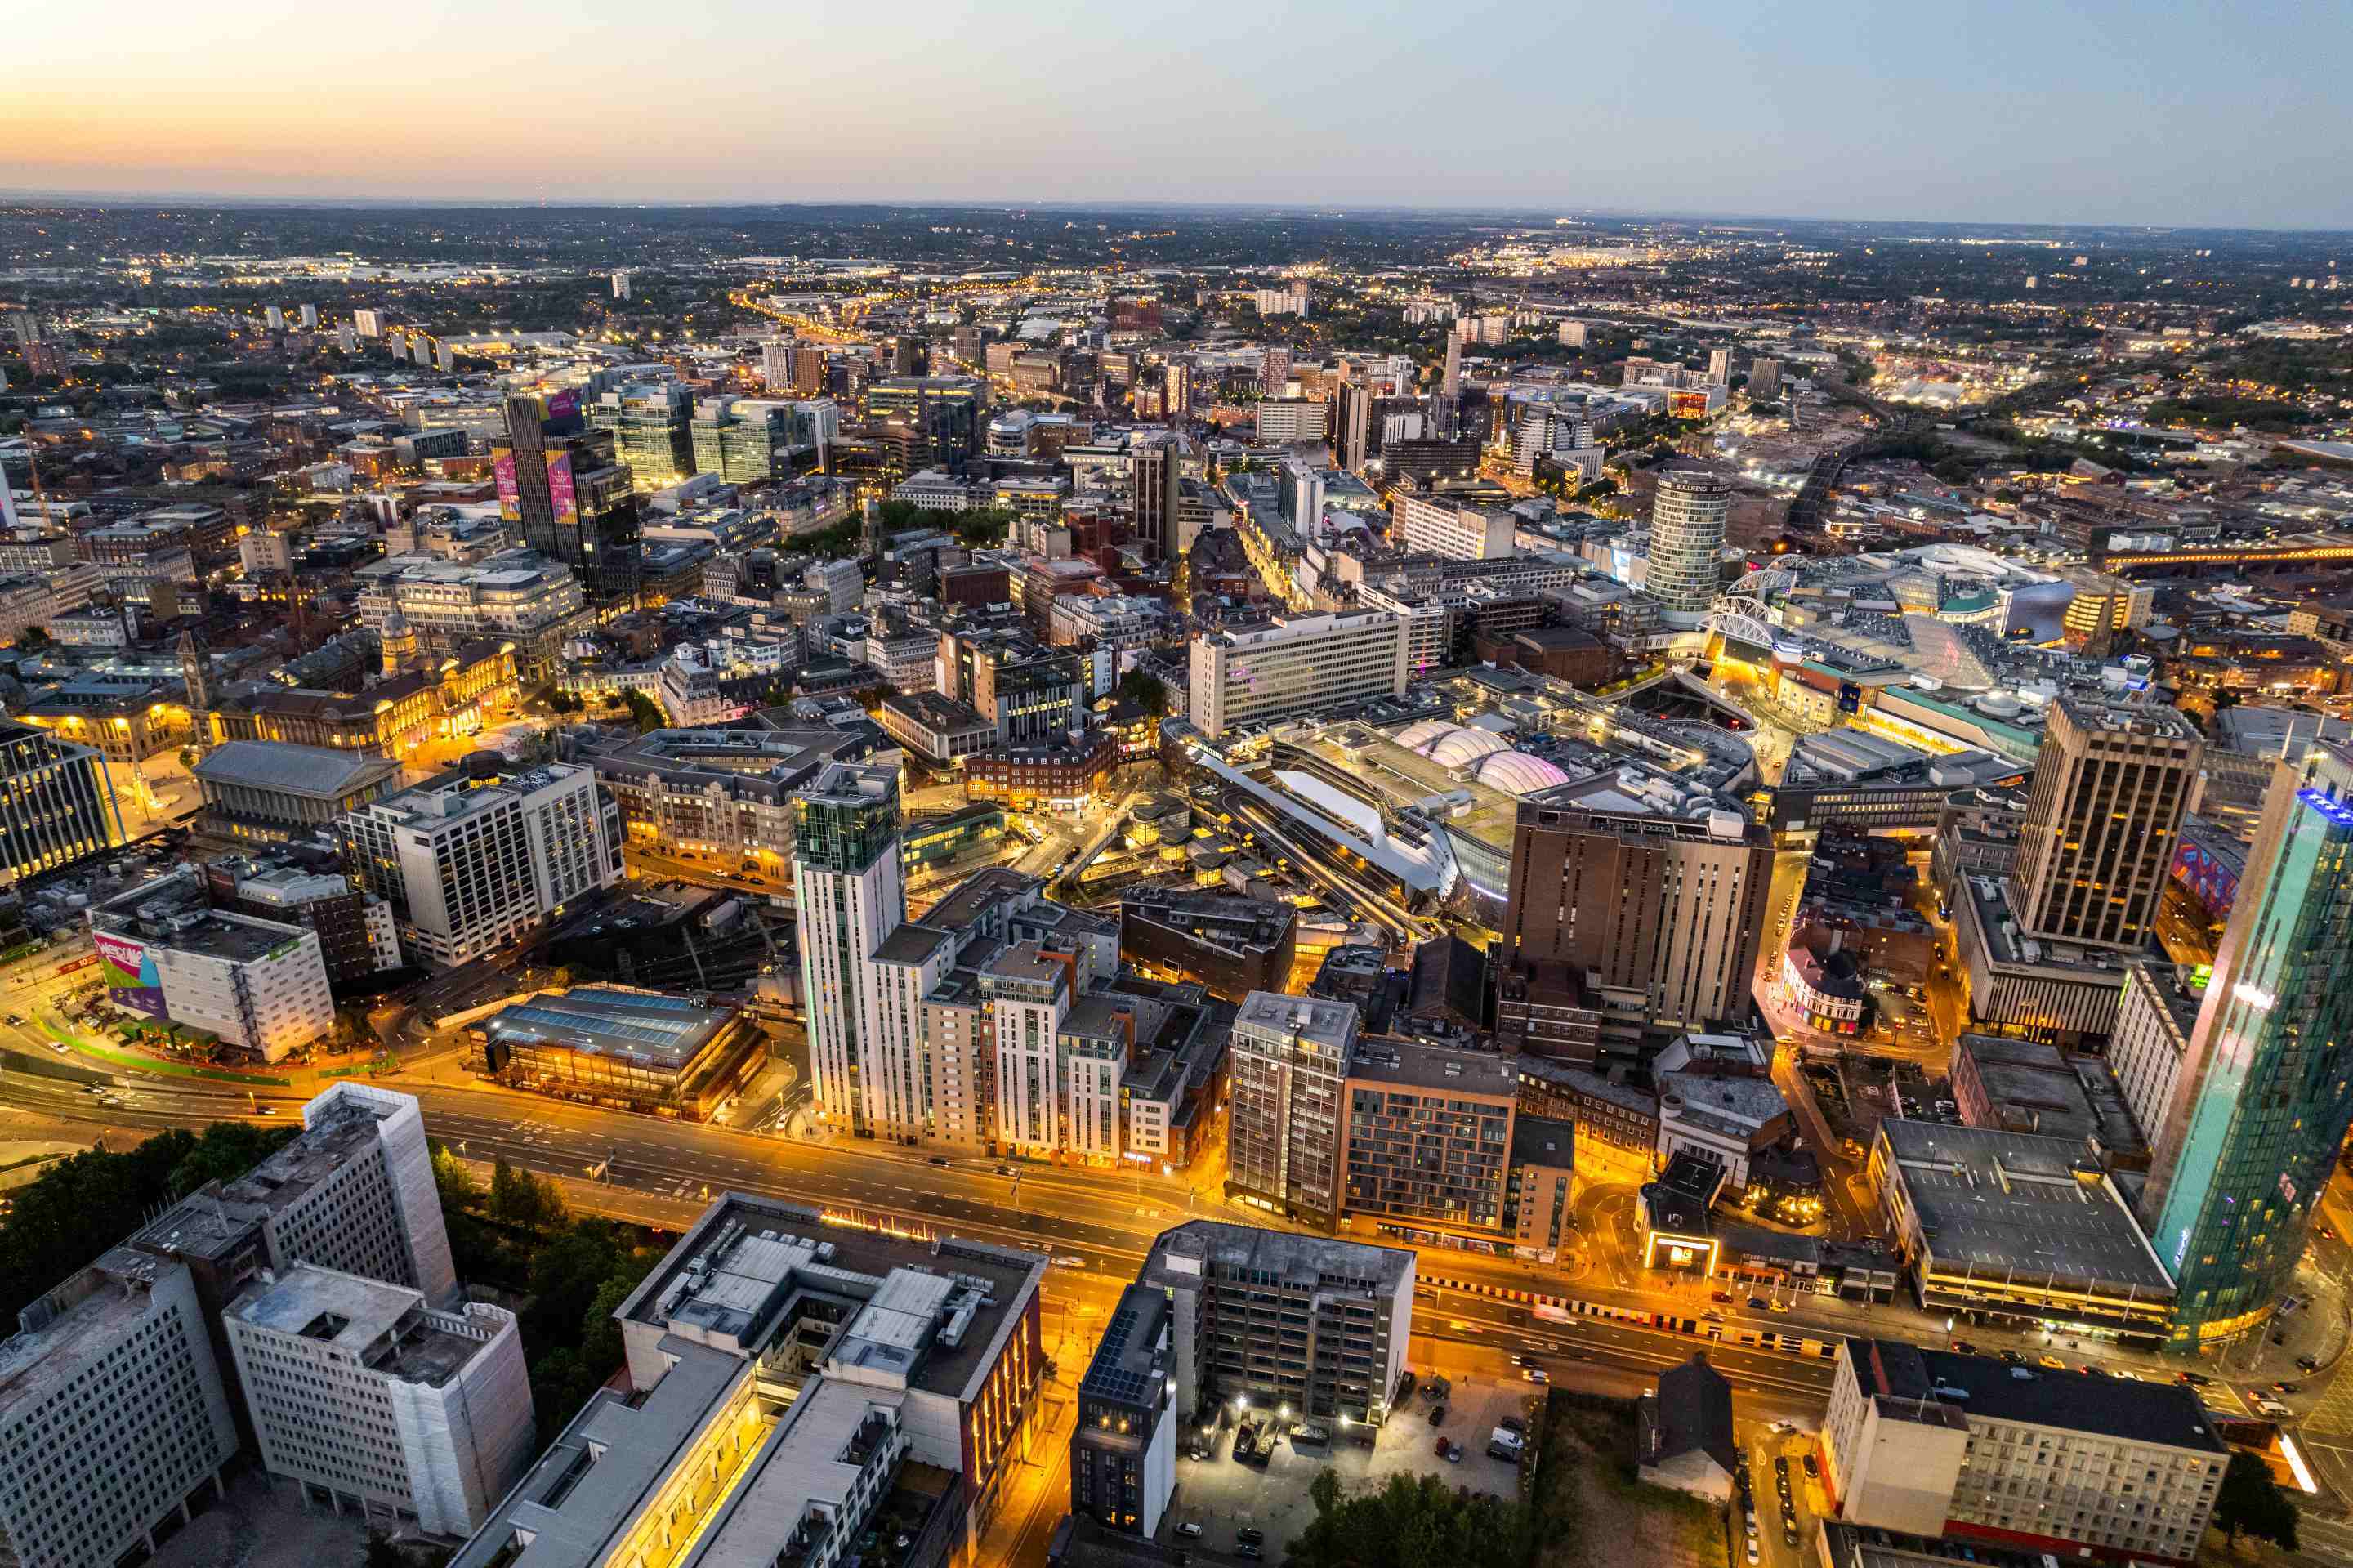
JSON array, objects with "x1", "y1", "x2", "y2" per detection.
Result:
[
  {"x1": 2011, "y1": 695, "x2": 2202, "y2": 950},
  {"x1": 1259, "y1": 345, "x2": 1293, "y2": 398},
  {"x1": 1748, "y1": 357, "x2": 1782, "y2": 398},
  {"x1": 1707, "y1": 347, "x2": 1732, "y2": 385},
  {"x1": 2143, "y1": 743, "x2": 2353, "y2": 1347},
  {"x1": 1225, "y1": 992, "x2": 1360, "y2": 1227},
  {"x1": 1130, "y1": 434, "x2": 1181, "y2": 558},
  {"x1": 1334, "y1": 373, "x2": 1371, "y2": 473},
  {"x1": 1441, "y1": 333, "x2": 1462, "y2": 400},
  {"x1": 493, "y1": 392, "x2": 643, "y2": 602},
  {"x1": 791, "y1": 762, "x2": 906, "y2": 1137},
  {"x1": 1646, "y1": 467, "x2": 1731, "y2": 616}
]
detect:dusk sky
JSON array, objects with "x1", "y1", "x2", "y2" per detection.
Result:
[{"x1": 7, "y1": 0, "x2": 2350, "y2": 227}]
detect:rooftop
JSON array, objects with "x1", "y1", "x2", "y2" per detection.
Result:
[
  {"x1": 478, "y1": 986, "x2": 735, "y2": 1073},
  {"x1": 1845, "y1": 1337, "x2": 2222, "y2": 1453},
  {"x1": 0, "y1": 1252, "x2": 191, "y2": 1418},
  {"x1": 1875, "y1": 1119, "x2": 2172, "y2": 1294},
  {"x1": 1348, "y1": 1036, "x2": 1518, "y2": 1099},
  {"x1": 1080, "y1": 1284, "x2": 1173, "y2": 1410},
  {"x1": 191, "y1": 739, "x2": 402, "y2": 800},
  {"x1": 1141, "y1": 1220, "x2": 1415, "y2": 1296},
  {"x1": 615, "y1": 1192, "x2": 1043, "y2": 1403},
  {"x1": 228, "y1": 1264, "x2": 485, "y2": 1387},
  {"x1": 1234, "y1": 991, "x2": 1359, "y2": 1055}
]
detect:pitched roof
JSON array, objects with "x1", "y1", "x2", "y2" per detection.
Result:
[
  {"x1": 190, "y1": 739, "x2": 402, "y2": 800},
  {"x1": 1644, "y1": 1354, "x2": 1738, "y2": 1476}
]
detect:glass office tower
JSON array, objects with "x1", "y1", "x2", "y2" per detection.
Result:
[{"x1": 2145, "y1": 741, "x2": 2353, "y2": 1347}]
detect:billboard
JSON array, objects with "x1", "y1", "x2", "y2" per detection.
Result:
[
  {"x1": 545, "y1": 450, "x2": 577, "y2": 526},
  {"x1": 544, "y1": 387, "x2": 582, "y2": 431},
  {"x1": 493, "y1": 451, "x2": 520, "y2": 521},
  {"x1": 92, "y1": 931, "x2": 167, "y2": 1018}
]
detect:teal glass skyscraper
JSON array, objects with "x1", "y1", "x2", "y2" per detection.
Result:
[{"x1": 2144, "y1": 740, "x2": 2353, "y2": 1348}]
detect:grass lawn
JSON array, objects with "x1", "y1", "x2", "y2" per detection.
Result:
[{"x1": 38, "y1": 1019, "x2": 292, "y2": 1088}]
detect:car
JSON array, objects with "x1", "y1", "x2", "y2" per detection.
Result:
[
  {"x1": 1712, "y1": 1291, "x2": 1735, "y2": 1304},
  {"x1": 1748, "y1": 1297, "x2": 1769, "y2": 1310},
  {"x1": 2321, "y1": 1225, "x2": 2337, "y2": 1241},
  {"x1": 2038, "y1": 1354, "x2": 2065, "y2": 1369},
  {"x1": 1511, "y1": 1354, "x2": 1535, "y2": 1367},
  {"x1": 1769, "y1": 1300, "x2": 1790, "y2": 1313},
  {"x1": 928, "y1": 1155, "x2": 950, "y2": 1167},
  {"x1": 1949, "y1": 1340, "x2": 1976, "y2": 1355},
  {"x1": 1774, "y1": 1455, "x2": 1788, "y2": 1474},
  {"x1": 256, "y1": 1106, "x2": 276, "y2": 1116},
  {"x1": 1500, "y1": 1416, "x2": 1525, "y2": 1435},
  {"x1": 2111, "y1": 1369, "x2": 2142, "y2": 1382},
  {"x1": 1445, "y1": 1441, "x2": 1464, "y2": 1463},
  {"x1": 1784, "y1": 1528, "x2": 1802, "y2": 1548},
  {"x1": 2078, "y1": 1364, "x2": 2101, "y2": 1376},
  {"x1": 1236, "y1": 1529, "x2": 1265, "y2": 1546},
  {"x1": 2275, "y1": 1382, "x2": 2301, "y2": 1395},
  {"x1": 1237, "y1": 1547, "x2": 1264, "y2": 1561},
  {"x1": 1176, "y1": 1523, "x2": 1203, "y2": 1539},
  {"x1": 2178, "y1": 1370, "x2": 2212, "y2": 1387},
  {"x1": 1429, "y1": 1405, "x2": 1449, "y2": 1426},
  {"x1": 1704, "y1": 1309, "x2": 1727, "y2": 1322},
  {"x1": 1434, "y1": 1434, "x2": 1452, "y2": 1459},
  {"x1": 1523, "y1": 1369, "x2": 1549, "y2": 1384},
  {"x1": 1802, "y1": 1454, "x2": 1819, "y2": 1478},
  {"x1": 994, "y1": 1164, "x2": 1015, "y2": 1176},
  {"x1": 1747, "y1": 1543, "x2": 1760, "y2": 1565},
  {"x1": 1053, "y1": 1255, "x2": 1086, "y2": 1268},
  {"x1": 1745, "y1": 1510, "x2": 1758, "y2": 1529},
  {"x1": 2297, "y1": 1356, "x2": 2320, "y2": 1374}
]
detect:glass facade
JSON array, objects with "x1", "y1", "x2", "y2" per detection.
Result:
[{"x1": 2151, "y1": 756, "x2": 2353, "y2": 1347}]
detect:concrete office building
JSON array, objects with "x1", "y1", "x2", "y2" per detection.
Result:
[
  {"x1": 1138, "y1": 1221, "x2": 1413, "y2": 1430},
  {"x1": 1226, "y1": 992, "x2": 1360, "y2": 1228},
  {"x1": 1341, "y1": 1039, "x2": 1518, "y2": 1235},
  {"x1": 1118, "y1": 888, "x2": 1297, "y2": 1001},
  {"x1": 0, "y1": 719, "x2": 120, "y2": 887},
  {"x1": 1824, "y1": 1338, "x2": 2223, "y2": 1564},
  {"x1": 225, "y1": 1265, "x2": 534, "y2": 1534},
  {"x1": 355, "y1": 551, "x2": 592, "y2": 683},
  {"x1": 2143, "y1": 741, "x2": 2353, "y2": 1347},
  {"x1": 449, "y1": 1192, "x2": 1046, "y2": 1567},
  {"x1": 1252, "y1": 399, "x2": 1328, "y2": 445},
  {"x1": 1868, "y1": 1119, "x2": 2173, "y2": 1347},
  {"x1": 2011, "y1": 695, "x2": 2203, "y2": 950},
  {"x1": 792, "y1": 762, "x2": 908, "y2": 1137},
  {"x1": 1069, "y1": 1285, "x2": 1176, "y2": 1539},
  {"x1": 1392, "y1": 494, "x2": 1514, "y2": 561},
  {"x1": 88, "y1": 901, "x2": 334, "y2": 1063},
  {"x1": 0, "y1": 1251, "x2": 239, "y2": 1568},
  {"x1": 1646, "y1": 468, "x2": 1731, "y2": 616},
  {"x1": 1188, "y1": 610, "x2": 1408, "y2": 738},
  {"x1": 342, "y1": 765, "x2": 624, "y2": 969},
  {"x1": 2105, "y1": 962, "x2": 2203, "y2": 1161},
  {"x1": 1500, "y1": 793, "x2": 1772, "y2": 1034}
]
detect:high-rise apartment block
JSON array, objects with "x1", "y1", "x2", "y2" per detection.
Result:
[
  {"x1": 1138, "y1": 1221, "x2": 1413, "y2": 1431},
  {"x1": 1824, "y1": 1338, "x2": 2222, "y2": 1563},
  {"x1": 2143, "y1": 741, "x2": 2353, "y2": 1347},
  {"x1": 792, "y1": 762, "x2": 908, "y2": 1137},
  {"x1": 1226, "y1": 993, "x2": 1358, "y2": 1227},
  {"x1": 1646, "y1": 468, "x2": 1731, "y2": 616},
  {"x1": 1500, "y1": 795, "x2": 1772, "y2": 1033},
  {"x1": 1187, "y1": 610, "x2": 1408, "y2": 738},
  {"x1": 1130, "y1": 433, "x2": 1182, "y2": 559},
  {"x1": 225, "y1": 1266, "x2": 534, "y2": 1535},
  {"x1": 342, "y1": 765, "x2": 623, "y2": 969},
  {"x1": 1748, "y1": 357, "x2": 1781, "y2": 398},
  {"x1": 2011, "y1": 695, "x2": 2202, "y2": 950}
]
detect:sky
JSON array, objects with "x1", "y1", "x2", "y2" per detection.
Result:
[{"x1": 6, "y1": 0, "x2": 2350, "y2": 228}]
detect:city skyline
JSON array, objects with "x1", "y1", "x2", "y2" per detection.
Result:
[{"x1": 7, "y1": 0, "x2": 2352, "y2": 227}]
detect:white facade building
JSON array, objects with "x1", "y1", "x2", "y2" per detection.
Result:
[
  {"x1": 227, "y1": 1265, "x2": 534, "y2": 1536},
  {"x1": 342, "y1": 765, "x2": 623, "y2": 969},
  {"x1": 1392, "y1": 494, "x2": 1515, "y2": 561},
  {"x1": 0, "y1": 1253, "x2": 239, "y2": 1568},
  {"x1": 146, "y1": 914, "x2": 335, "y2": 1062},
  {"x1": 1187, "y1": 610, "x2": 1408, "y2": 738}
]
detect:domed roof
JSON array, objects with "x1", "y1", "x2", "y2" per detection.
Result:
[
  {"x1": 1477, "y1": 752, "x2": 1574, "y2": 797},
  {"x1": 1393, "y1": 719, "x2": 1460, "y2": 751},
  {"x1": 1428, "y1": 728, "x2": 1512, "y2": 768}
]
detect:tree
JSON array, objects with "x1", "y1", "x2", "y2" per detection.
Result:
[
  {"x1": 489, "y1": 1159, "x2": 532, "y2": 1230},
  {"x1": 1116, "y1": 668, "x2": 1168, "y2": 717},
  {"x1": 619, "y1": 690, "x2": 666, "y2": 735},
  {"x1": 2212, "y1": 1450, "x2": 2298, "y2": 1552},
  {"x1": 363, "y1": 1531, "x2": 404, "y2": 1568}
]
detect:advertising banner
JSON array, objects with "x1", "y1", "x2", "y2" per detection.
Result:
[
  {"x1": 545, "y1": 388, "x2": 582, "y2": 429},
  {"x1": 493, "y1": 452, "x2": 520, "y2": 521},
  {"x1": 546, "y1": 450, "x2": 578, "y2": 525},
  {"x1": 92, "y1": 931, "x2": 167, "y2": 1019}
]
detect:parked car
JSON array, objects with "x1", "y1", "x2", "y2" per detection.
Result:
[
  {"x1": 2038, "y1": 1354, "x2": 2065, "y2": 1369},
  {"x1": 928, "y1": 1155, "x2": 950, "y2": 1167},
  {"x1": 2297, "y1": 1357, "x2": 2320, "y2": 1374},
  {"x1": 1176, "y1": 1523, "x2": 1203, "y2": 1539},
  {"x1": 2275, "y1": 1382, "x2": 2301, "y2": 1395},
  {"x1": 1998, "y1": 1349, "x2": 2025, "y2": 1365},
  {"x1": 1237, "y1": 1547, "x2": 1264, "y2": 1561},
  {"x1": 1949, "y1": 1340, "x2": 1976, "y2": 1355},
  {"x1": 1748, "y1": 1297, "x2": 1769, "y2": 1310},
  {"x1": 1428, "y1": 1404, "x2": 1449, "y2": 1427},
  {"x1": 1237, "y1": 1529, "x2": 1265, "y2": 1546},
  {"x1": 1802, "y1": 1454, "x2": 1819, "y2": 1478}
]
